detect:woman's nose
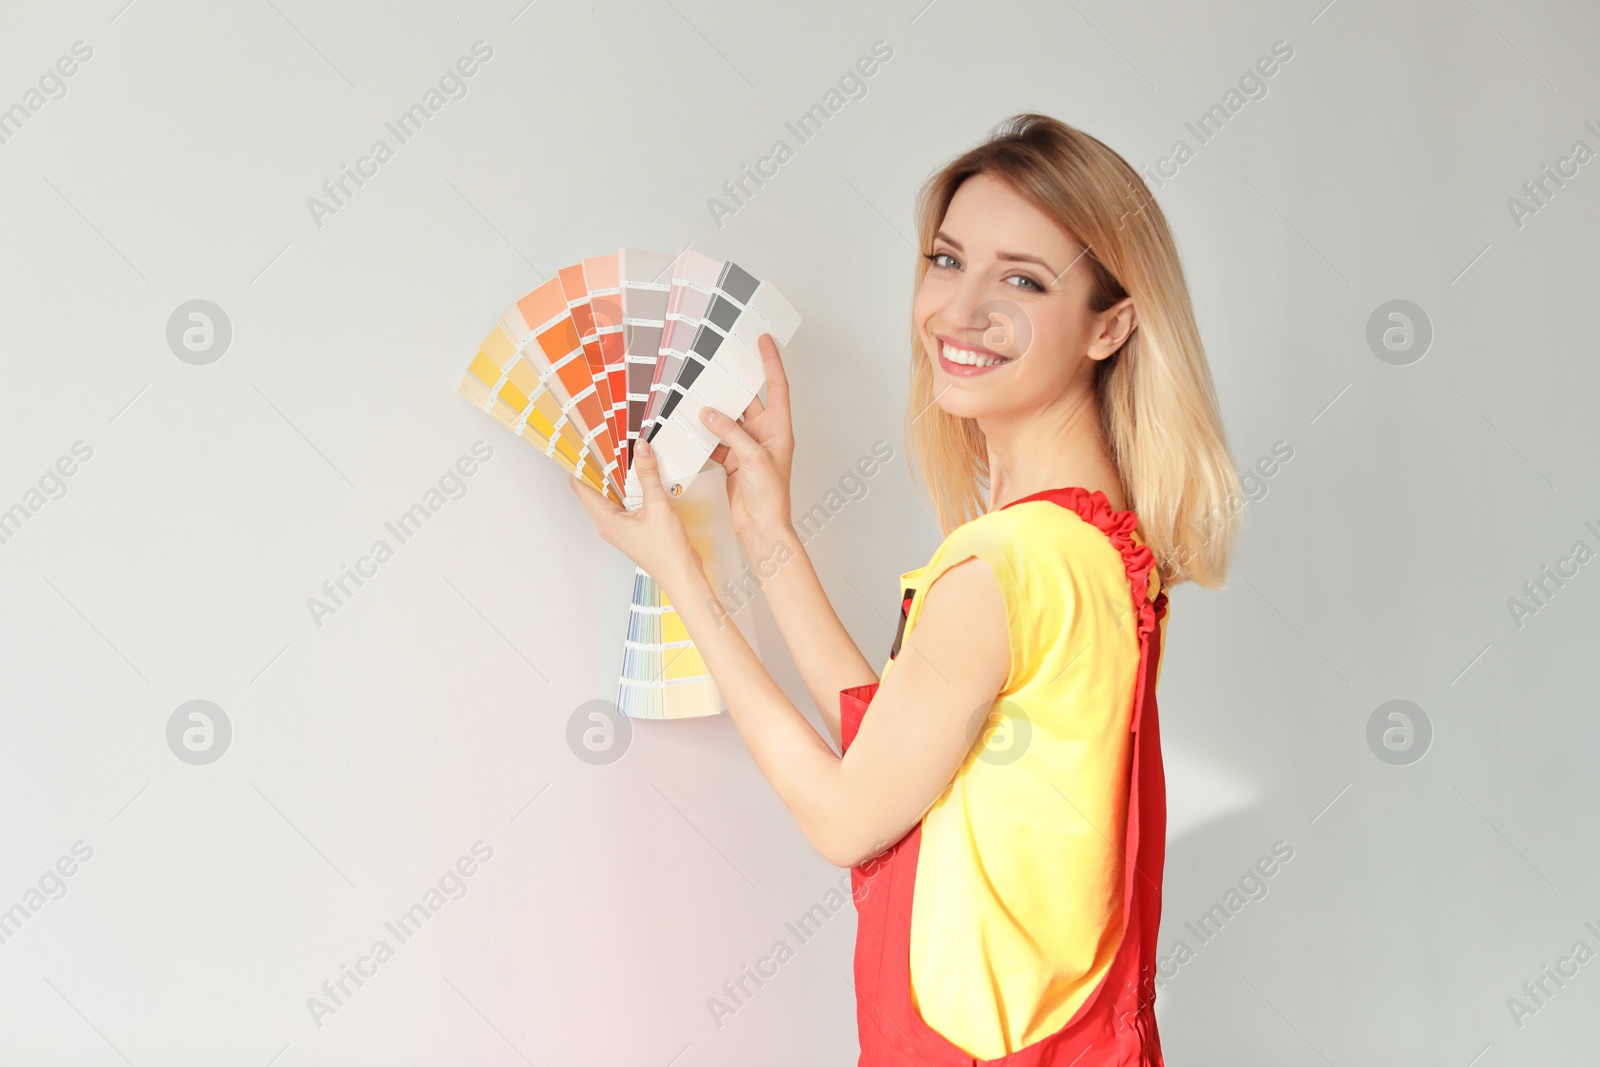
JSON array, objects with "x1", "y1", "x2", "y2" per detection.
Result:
[
  {"x1": 933, "y1": 273, "x2": 993, "y2": 336},
  {"x1": 935, "y1": 287, "x2": 1033, "y2": 360}
]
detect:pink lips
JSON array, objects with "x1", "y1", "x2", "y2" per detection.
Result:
[{"x1": 935, "y1": 334, "x2": 1013, "y2": 377}]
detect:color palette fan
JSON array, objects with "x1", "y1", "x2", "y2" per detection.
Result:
[{"x1": 458, "y1": 247, "x2": 800, "y2": 718}]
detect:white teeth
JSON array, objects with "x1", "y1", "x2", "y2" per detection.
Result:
[{"x1": 942, "y1": 342, "x2": 1008, "y2": 367}]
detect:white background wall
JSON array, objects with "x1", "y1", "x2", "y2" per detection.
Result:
[{"x1": 1, "y1": 0, "x2": 1597, "y2": 1064}]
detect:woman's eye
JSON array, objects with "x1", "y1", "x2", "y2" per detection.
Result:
[{"x1": 925, "y1": 252, "x2": 1043, "y2": 292}]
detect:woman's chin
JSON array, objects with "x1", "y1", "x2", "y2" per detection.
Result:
[{"x1": 933, "y1": 394, "x2": 996, "y2": 421}]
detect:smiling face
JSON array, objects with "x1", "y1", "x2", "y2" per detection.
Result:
[{"x1": 914, "y1": 171, "x2": 1134, "y2": 421}]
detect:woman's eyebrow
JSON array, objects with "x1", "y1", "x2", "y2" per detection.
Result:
[{"x1": 932, "y1": 230, "x2": 1058, "y2": 276}]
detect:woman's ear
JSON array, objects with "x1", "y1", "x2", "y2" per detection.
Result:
[{"x1": 1088, "y1": 296, "x2": 1138, "y2": 361}]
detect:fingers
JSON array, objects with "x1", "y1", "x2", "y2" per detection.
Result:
[
  {"x1": 633, "y1": 437, "x2": 674, "y2": 504},
  {"x1": 709, "y1": 441, "x2": 742, "y2": 480},
  {"x1": 757, "y1": 333, "x2": 790, "y2": 411},
  {"x1": 569, "y1": 471, "x2": 621, "y2": 534},
  {"x1": 699, "y1": 406, "x2": 763, "y2": 466}
]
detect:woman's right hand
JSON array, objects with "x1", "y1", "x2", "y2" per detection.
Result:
[{"x1": 700, "y1": 333, "x2": 795, "y2": 543}]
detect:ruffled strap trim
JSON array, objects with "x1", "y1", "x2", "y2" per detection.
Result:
[{"x1": 1000, "y1": 485, "x2": 1163, "y2": 640}]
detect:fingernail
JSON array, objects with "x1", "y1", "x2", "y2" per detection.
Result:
[
  {"x1": 638, "y1": 439, "x2": 651, "y2": 456},
  {"x1": 701, "y1": 408, "x2": 719, "y2": 423}
]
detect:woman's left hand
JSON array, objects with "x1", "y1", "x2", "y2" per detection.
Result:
[{"x1": 568, "y1": 438, "x2": 705, "y2": 593}]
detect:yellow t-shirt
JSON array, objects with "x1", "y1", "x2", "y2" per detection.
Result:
[{"x1": 878, "y1": 497, "x2": 1165, "y2": 1059}]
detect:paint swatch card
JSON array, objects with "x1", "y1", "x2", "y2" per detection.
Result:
[
  {"x1": 641, "y1": 248, "x2": 727, "y2": 440},
  {"x1": 643, "y1": 258, "x2": 801, "y2": 491},
  {"x1": 619, "y1": 248, "x2": 681, "y2": 475},
  {"x1": 457, "y1": 245, "x2": 798, "y2": 719},
  {"x1": 617, "y1": 567, "x2": 721, "y2": 719},
  {"x1": 502, "y1": 277, "x2": 624, "y2": 500},
  {"x1": 459, "y1": 247, "x2": 798, "y2": 503},
  {"x1": 558, "y1": 262, "x2": 623, "y2": 488},
  {"x1": 580, "y1": 253, "x2": 629, "y2": 478},
  {"x1": 459, "y1": 312, "x2": 612, "y2": 496}
]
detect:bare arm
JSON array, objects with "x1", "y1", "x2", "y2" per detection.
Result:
[
  {"x1": 698, "y1": 334, "x2": 877, "y2": 750},
  {"x1": 570, "y1": 429, "x2": 1011, "y2": 868},
  {"x1": 729, "y1": 520, "x2": 878, "y2": 751},
  {"x1": 673, "y1": 549, "x2": 1010, "y2": 867}
]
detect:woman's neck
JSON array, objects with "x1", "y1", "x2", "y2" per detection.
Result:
[{"x1": 981, "y1": 391, "x2": 1125, "y2": 512}]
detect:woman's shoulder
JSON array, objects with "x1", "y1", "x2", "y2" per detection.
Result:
[
  {"x1": 937, "y1": 497, "x2": 1133, "y2": 573},
  {"x1": 994, "y1": 495, "x2": 1165, "y2": 613},
  {"x1": 913, "y1": 503, "x2": 1138, "y2": 635}
]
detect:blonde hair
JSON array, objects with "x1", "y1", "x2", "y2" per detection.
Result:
[{"x1": 906, "y1": 113, "x2": 1242, "y2": 589}]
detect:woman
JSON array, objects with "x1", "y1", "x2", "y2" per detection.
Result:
[{"x1": 571, "y1": 113, "x2": 1241, "y2": 1065}]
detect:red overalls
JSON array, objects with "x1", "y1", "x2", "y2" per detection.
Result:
[{"x1": 838, "y1": 486, "x2": 1171, "y2": 1066}]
